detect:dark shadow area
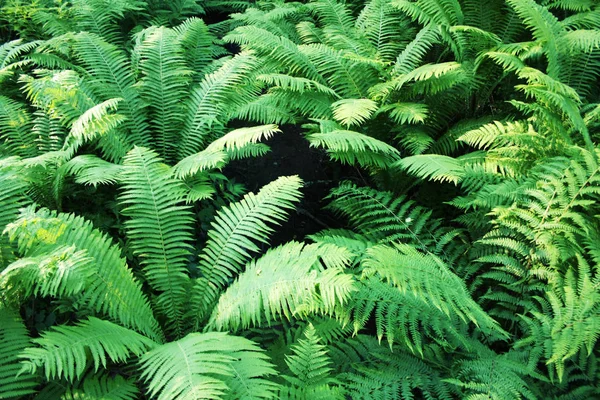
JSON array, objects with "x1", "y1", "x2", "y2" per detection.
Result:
[{"x1": 224, "y1": 125, "x2": 358, "y2": 246}]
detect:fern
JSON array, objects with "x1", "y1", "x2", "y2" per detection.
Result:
[
  {"x1": 136, "y1": 26, "x2": 191, "y2": 162},
  {"x1": 5, "y1": 206, "x2": 163, "y2": 342},
  {"x1": 190, "y1": 176, "x2": 303, "y2": 323},
  {"x1": 277, "y1": 324, "x2": 345, "y2": 400},
  {"x1": 119, "y1": 147, "x2": 195, "y2": 337},
  {"x1": 140, "y1": 332, "x2": 278, "y2": 400},
  {"x1": 307, "y1": 129, "x2": 400, "y2": 168},
  {"x1": 20, "y1": 317, "x2": 155, "y2": 381},
  {"x1": 395, "y1": 154, "x2": 465, "y2": 184},
  {"x1": 1, "y1": 245, "x2": 93, "y2": 300},
  {"x1": 208, "y1": 241, "x2": 355, "y2": 331},
  {"x1": 0, "y1": 308, "x2": 38, "y2": 399},
  {"x1": 60, "y1": 374, "x2": 139, "y2": 400}
]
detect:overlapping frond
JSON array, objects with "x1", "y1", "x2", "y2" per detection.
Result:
[
  {"x1": 0, "y1": 96, "x2": 37, "y2": 158},
  {"x1": 140, "y1": 332, "x2": 278, "y2": 400},
  {"x1": 61, "y1": 374, "x2": 140, "y2": 400},
  {"x1": 21, "y1": 317, "x2": 155, "y2": 382},
  {"x1": 136, "y1": 26, "x2": 191, "y2": 162},
  {"x1": 395, "y1": 154, "x2": 465, "y2": 184},
  {"x1": 1, "y1": 245, "x2": 93, "y2": 301},
  {"x1": 120, "y1": 147, "x2": 195, "y2": 337},
  {"x1": 0, "y1": 308, "x2": 37, "y2": 399},
  {"x1": 72, "y1": 32, "x2": 152, "y2": 148},
  {"x1": 278, "y1": 324, "x2": 345, "y2": 400},
  {"x1": 191, "y1": 176, "x2": 303, "y2": 324},
  {"x1": 178, "y1": 52, "x2": 259, "y2": 158},
  {"x1": 307, "y1": 130, "x2": 400, "y2": 168},
  {"x1": 208, "y1": 242, "x2": 355, "y2": 331},
  {"x1": 5, "y1": 206, "x2": 163, "y2": 342}
]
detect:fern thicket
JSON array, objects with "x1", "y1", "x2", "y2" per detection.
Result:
[{"x1": 1, "y1": 0, "x2": 600, "y2": 398}]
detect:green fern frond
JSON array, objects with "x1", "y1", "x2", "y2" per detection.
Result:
[
  {"x1": 0, "y1": 96, "x2": 37, "y2": 158},
  {"x1": 331, "y1": 99, "x2": 378, "y2": 127},
  {"x1": 61, "y1": 374, "x2": 139, "y2": 400},
  {"x1": 279, "y1": 324, "x2": 344, "y2": 400},
  {"x1": 447, "y1": 348, "x2": 543, "y2": 400},
  {"x1": 379, "y1": 102, "x2": 428, "y2": 124},
  {"x1": 136, "y1": 26, "x2": 192, "y2": 162},
  {"x1": 208, "y1": 241, "x2": 355, "y2": 331},
  {"x1": 301, "y1": 44, "x2": 378, "y2": 99},
  {"x1": 326, "y1": 182, "x2": 439, "y2": 249},
  {"x1": 395, "y1": 154, "x2": 465, "y2": 184},
  {"x1": 6, "y1": 207, "x2": 163, "y2": 342},
  {"x1": 178, "y1": 52, "x2": 259, "y2": 158},
  {"x1": 393, "y1": 0, "x2": 464, "y2": 27},
  {"x1": 361, "y1": 245, "x2": 507, "y2": 342},
  {"x1": 339, "y1": 335, "x2": 454, "y2": 400},
  {"x1": 63, "y1": 155, "x2": 124, "y2": 186},
  {"x1": 257, "y1": 74, "x2": 338, "y2": 97},
  {"x1": 72, "y1": 32, "x2": 152, "y2": 148},
  {"x1": 520, "y1": 257, "x2": 600, "y2": 381},
  {"x1": 69, "y1": 0, "x2": 145, "y2": 44},
  {"x1": 0, "y1": 165, "x2": 30, "y2": 268},
  {"x1": 21, "y1": 317, "x2": 155, "y2": 382},
  {"x1": 207, "y1": 124, "x2": 280, "y2": 154},
  {"x1": 356, "y1": 0, "x2": 412, "y2": 61},
  {"x1": 120, "y1": 147, "x2": 194, "y2": 337},
  {"x1": 307, "y1": 130, "x2": 400, "y2": 168},
  {"x1": 140, "y1": 332, "x2": 278, "y2": 400},
  {"x1": 0, "y1": 308, "x2": 38, "y2": 399},
  {"x1": 225, "y1": 26, "x2": 324, "y2": 83},
  {"x1": 172, "y1": 148, "x2": 228, "y2": 180},
  {"x1": 1, "y1": 245, "x2": 93, "y2": 301},
  {"x1": 191, "y1": 176, "x2": 303, "y2": 324},
  {"x1": 174, "y1": 17, "x2": 218, "y2": 80},
  {"x1": 69, "y1": 98, "x2": 125, "y2": 142},
  {"x1": 392, "y1": 24, "x2": 439, "y2": 76}
]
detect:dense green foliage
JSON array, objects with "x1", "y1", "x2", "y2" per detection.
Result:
[{"x1": 1, "y1": 0, "x2": 600, "y2": 398}]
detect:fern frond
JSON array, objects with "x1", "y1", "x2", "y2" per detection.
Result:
[
  {"x1": 392, "y1": 24, "x2": 439, "y2": 76},
  {"x1": 279, "y1": 324, "x2": 344, "y2": 399},
  {"x1": 0, "y1": 165, "x2": 30, "y2": 268},
  {"x1": 178, "y1": 52, "x2": 259, "y2": 158},
  {"x1": 301, "y1": 44, "x2": 378, "y2": 98},
  {"x1": 339, "y1": 335, "x2": 454, "y2": 400},
  {"x1": 207, "y1": 124, "x2": 280, "y2": 154},
  {"x1": 0, "y1": 96, "x2": 37, "y2": 158},
  {"x1": 395, "y1": 154, "x2": 465, "y2": 184},
  {"x1": 21, "y1": 317, "x2": 155, "y2": 382},
  {"x1": 61, "y1": 374, "x2": 139, "y2": 400},
  {"x1": 72, "y1": 32, "x2": 152, "y2": 148},
  {"x1": 307, "y1": 130, "x2": 400, "y2": 168},
  {"x1": 361, "y1": 245, "x2": 507, "y2": 343},
  {"x1": 225, "y1": 26, "x2": 324, "y2": 83},
  {"x1": 174, "y1": 17, "x2": 218, "y2": 80},
  {"x1": 191, "y1": 176, "x2": 303, "y2": 324},
  {"x1": 331, "y1": 99, "x2": 378, "y2": 127},
  {"x1": 63, "y1": 155, "x2": 124, "y2": 186},
  {"x1": 6, "y1": 207, "x2": 163, "y2": 342},
  {"x1": 119, "y1": 147, "x2": 195, "y2": 337},
  {"x1": 70, "y1": 0, "x2": 145, "y2": 44},
  {"x1": 326, "y1": 182, "x2": 439, "y2": 249},
  {"x1": 1, "y1": 245, "x2": 93, "y2": 301},
  {"x1": 208, "y1": 242, "x2": 356, "y2": 331},
  {"x1": 379, "y1": 102, "x2": 428, "y2": 124},
  {"x1": 136, "y1": 26, "x2": 192, "y2": 162},
  {"x1": 172, "y1": 148, "x2": 228, "y2": 180},
  {"x1": 140, "y1": 332, "x2": 278, "y2": 400},
  {"x1": 356, "y1": 0, "x2": 412, "y2": 61},
  {"x1": 392, "y1": 0, "x2": 464, "y2": 27},
  {"x1": 0, "y1": 308, "x2": 37, "y2": 399}
]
